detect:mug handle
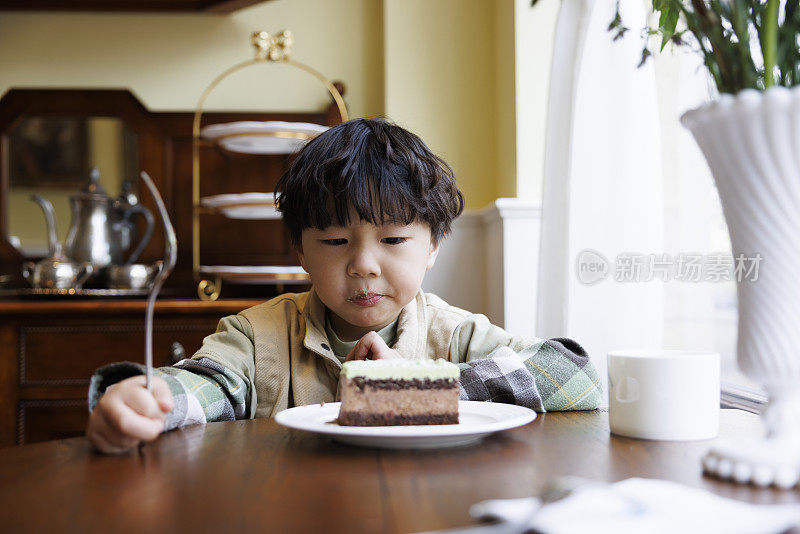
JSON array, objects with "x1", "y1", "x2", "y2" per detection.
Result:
[{"x1": 614, "y1": 376, "x2": 640, "y2": 403}]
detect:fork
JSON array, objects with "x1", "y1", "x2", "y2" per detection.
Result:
[{"x1": 138, "y1": 171, "x2": 178, "y2": 393}]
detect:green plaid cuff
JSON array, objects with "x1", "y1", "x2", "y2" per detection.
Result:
[
  {"x1": 88, "y1": 357, "x2": 249, "y2": 432},
  {"x1": 458, "y1": 338, "x2": 601, "y2": 412}
]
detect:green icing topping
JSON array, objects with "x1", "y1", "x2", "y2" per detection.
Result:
[{"x1": 341, "y1": 358, "x2": 459, "y2": 380}]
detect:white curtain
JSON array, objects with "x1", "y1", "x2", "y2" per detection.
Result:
[{"x1": 537, "y1": 0, "x2": 664, "y2": 401}]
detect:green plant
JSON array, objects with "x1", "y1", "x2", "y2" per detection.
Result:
[{"x1": 609, "y1": 0, "x2": 800, "y2": 94}]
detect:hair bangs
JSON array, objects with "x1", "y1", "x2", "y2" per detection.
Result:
[
  {"x1": 275, "y1": 118, "x2": 464, "y2": 247},
  {"x1": 321, "y1": 165, "x2": 419, "y2": 230}
]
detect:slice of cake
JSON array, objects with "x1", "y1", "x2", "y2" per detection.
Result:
[{"x1": 337, "y1": 358, "x2": 460, "y2": 426}]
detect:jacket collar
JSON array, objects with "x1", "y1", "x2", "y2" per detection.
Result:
[
  {"x1": 300, "y1": 289, "x2": 428, "y2": 363},
  {"x1": 394, "y1": 291, "x2": 428, "y2": 359},
  {"x1": 300, "y1": 289, "x2": 340, "y2": 369}
]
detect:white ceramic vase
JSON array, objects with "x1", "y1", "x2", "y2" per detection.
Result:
[{"x1": 681, "y1": 87, "x2": 800, "y2": 488}]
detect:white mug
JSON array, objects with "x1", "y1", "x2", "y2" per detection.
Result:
[{"x1": 607, "y1": 350, "x2": 720, "y2": 441}]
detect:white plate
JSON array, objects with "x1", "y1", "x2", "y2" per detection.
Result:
[
  {"x1": 200, "y1": 193, "x2": 279, "y2": 219},
  {"x1": 200, "y1": 121, "x2": 328, "y2": 155},
  {"x1": 198, "y1": 265, "x2": 307, "y2": 275},
  {"x1": 275, "y1": 401, "x2": 537, "y2": 449},
  {"x1": 217, "y1": 206, "x2": 280, "y2": 220},
  {"x1": 200, "y1": 193, "x2": 275, "y2": 207}
]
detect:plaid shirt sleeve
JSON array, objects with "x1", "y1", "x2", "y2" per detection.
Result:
[
  {"x1": 87, "y1": 313, "x2": 258, "y2": 431},
  {"x1": 87, "y1": 357, "x2": 249, "y2": 431},
  {"x1": 452, "y1": 317, "x2": 601, "y2": 412}
]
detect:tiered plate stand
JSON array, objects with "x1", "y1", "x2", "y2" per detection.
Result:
[{"x1": 192, "y1": 30, "x2": 348, "y2": 300}]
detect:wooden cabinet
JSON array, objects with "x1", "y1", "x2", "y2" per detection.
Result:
[
  {"x1": 0, "y1": 89, "x2": 330, "y2": 445},
  {"x1": 0, "y1": 88, "x2": 339, "y2": 298},
  {"x1": 0, "y1": 299, "x2": 261, "y2": 446}
]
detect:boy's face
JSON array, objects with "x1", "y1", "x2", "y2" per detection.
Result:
[{"x1": 298, "y1": 217, "x2": 440, "y2": 342}]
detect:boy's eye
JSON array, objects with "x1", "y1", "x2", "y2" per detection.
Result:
[
  {"x1": 382, "y1": 237, "x2": 407, "y2": 245},
  {"x1": 322, "y1": 239, "x2": 348, "y2": 246}
]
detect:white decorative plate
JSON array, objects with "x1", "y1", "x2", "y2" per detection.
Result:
[
  {"x1": 200, "y1": 121, "x2": 328, "y2": 154},
  {"x1": 199, "y1": 192, "x2": 275, "y2": 207},
  {"x1": 200, "y1": 193, "x2": 279, "y2": 219},
  {"x1": 274, "y1": 401, "x2": 537, "y2": 449}
]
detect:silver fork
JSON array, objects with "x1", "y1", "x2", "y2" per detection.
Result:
[{"x1": 138, "y1": 171, "x2": 177, "y2": 393}]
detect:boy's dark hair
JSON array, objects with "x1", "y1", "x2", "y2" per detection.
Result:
[{"x1": 275, "y1": 117, "x2": 464, "y2": 246}]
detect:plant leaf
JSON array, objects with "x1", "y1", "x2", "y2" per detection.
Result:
[{"x1": 658, "y1": 2, "x2": 681, "y2": 51}]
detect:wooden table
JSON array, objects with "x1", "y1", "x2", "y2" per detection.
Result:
[{"x1": 0, "y1": 409, "x2": 797, "y2": 533}]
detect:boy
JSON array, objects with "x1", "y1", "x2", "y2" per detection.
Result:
[{"x1": 86, "y1": 118, "x2": 600, "y2": 454}]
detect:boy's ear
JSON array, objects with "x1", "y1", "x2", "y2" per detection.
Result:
[
  {"x1": 296, "y1": 244, "x2": 309, "y2": 273},
  {"x1": 426, "y1": 239, "x2": 440, "y2": 270}
]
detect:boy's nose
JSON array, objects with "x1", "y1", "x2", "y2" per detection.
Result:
[{"x1": 347, "y1": 247, "x2": 381, "y2": 278}]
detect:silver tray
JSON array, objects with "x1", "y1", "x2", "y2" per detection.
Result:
[{"x1": 0, "y1": 287, "x2": 150, "y2": 297}]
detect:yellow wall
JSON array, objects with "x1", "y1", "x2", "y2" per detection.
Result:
[
  {"x1": 495, "y1": 0, "x2": 518, "y2": 200},
  {"x1": 382, "y1": 0, "x2": 556, "y2": 207},
  {"x1": 0, "y1": 0, "x2": 384, "y2": 117},
  {"x1": 384, "y1": 0, "x2": 502, "y2": 209},
  {"x1": 0, "y1": 0, "x2": 556, "y2": 212}
]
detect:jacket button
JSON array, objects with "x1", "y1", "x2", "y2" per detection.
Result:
[{"x1": 321, "y1": 343, "x2": 330, "y2": 351}]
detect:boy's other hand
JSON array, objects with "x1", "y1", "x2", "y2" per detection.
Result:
[
  {"x1": 86, "y1": 375, "x2": 173, "y2": 455},
  {"x1": 345, "y1": 331, "x2": 404, "y2": 361}
]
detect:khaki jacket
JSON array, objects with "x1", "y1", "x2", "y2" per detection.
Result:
[{"x1": 194, "y1": 289, "x2": 532, "y2": 418}]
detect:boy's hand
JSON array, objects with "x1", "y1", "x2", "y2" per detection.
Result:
[
  {"x1": 86, "y1": 375, "x2": 173, "y2": 455},
  {"x1": 345, "y1": 331, "x2": 404, "y2": 361}
]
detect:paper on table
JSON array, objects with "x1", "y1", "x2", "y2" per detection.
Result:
[{"x1": 467, "y1": 478, "x2": 800, "y2": 534}]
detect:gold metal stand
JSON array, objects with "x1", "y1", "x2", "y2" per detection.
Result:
[{"x1": 192, "y1": 30, "x2": 348, "y2": 301}]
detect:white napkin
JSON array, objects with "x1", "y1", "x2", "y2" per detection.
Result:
[{"x1": 466, "y1": 478, "x2": 800, "y2": 534}]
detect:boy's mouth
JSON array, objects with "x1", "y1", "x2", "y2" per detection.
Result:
[{"x1": 348, "y1": 291, "x2": 383, "y2": 307}]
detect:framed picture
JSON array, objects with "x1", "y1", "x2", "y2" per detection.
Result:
[{"x1": 8, "y1": 116, "x2": 89, "y2": 188}]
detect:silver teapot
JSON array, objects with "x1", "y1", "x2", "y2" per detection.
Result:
[
  {"x1": 107, "y1": 261, "x2": 162, "y2": 290},
  {"x1": 23, "y1": 196, "x2": 94, "y2": 289},
  {"x1": 64, "y1": 168, "x2": 154, "y2": 268}
]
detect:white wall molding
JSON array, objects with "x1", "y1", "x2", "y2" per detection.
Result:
[
  {"x1": 482, "y1": 198, "x2": 542, "y2": 337},
  {"x1": 424, "y1": 197, "x2": 541, "y2": 338},
  {"x1": 422, "y1": 210, "x2": 487, "y2": 316},
  {"x1": 482, "y1": 197, "x2": 543, "y2": 222}
]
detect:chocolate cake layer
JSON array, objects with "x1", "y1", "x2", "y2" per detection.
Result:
[
  {"x1": 337, "y1": 411, "x2": 459, "y2": 426},
  {"x1": 349, "y1": 377, "x2": 456, "y2": 390}
]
